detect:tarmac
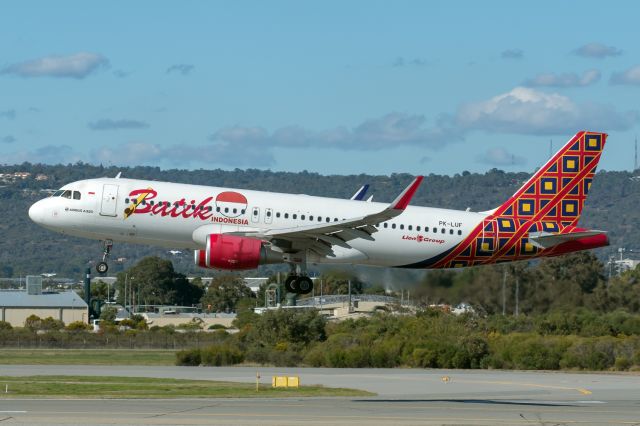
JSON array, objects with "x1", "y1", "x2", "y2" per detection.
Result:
[{"x1": 1, "y1": 365, "x2": 639, "y2": 425}]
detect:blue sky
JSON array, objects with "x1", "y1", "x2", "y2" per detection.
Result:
[{"x1": 1, "y1": 1, "x2": 639, "y2": 176}]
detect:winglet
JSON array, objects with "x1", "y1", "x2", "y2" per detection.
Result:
[{"x1": 391, "y1": 176, "x2": 424, "y2": 210}]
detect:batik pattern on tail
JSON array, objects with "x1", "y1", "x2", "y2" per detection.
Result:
[{"x1": 429, "y1": 131, "x2": 607, "y2": 268}]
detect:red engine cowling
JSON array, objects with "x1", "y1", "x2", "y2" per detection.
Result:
[{"x1": 194, "y1": 234, "x2": 266, "y2": 270}]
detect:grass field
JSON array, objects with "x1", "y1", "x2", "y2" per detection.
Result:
[
  {"x1": 0, "y1": 375, "x2": 373, "y2": 398},
  {"x1": 0, "y1": 349, "x2": 176, "y2": 366}
]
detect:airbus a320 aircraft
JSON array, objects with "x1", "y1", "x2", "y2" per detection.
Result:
[{"x1": 29, "y1": 131, "x2": 609, "y2": 294}]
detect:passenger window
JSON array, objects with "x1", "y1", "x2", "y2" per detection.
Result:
[
  {"x1": 408, "y1": 225, "x2": 412, "y2": 231},
  {"x1": 208, "y1": 206, "x2": 213, "y2": 212},
  {"x1": 441, "y1": 228, "x2": 445, "y2": 234},
  {"x1": 334, "y1": 218, "x2": 338, "y2": 222},
  {"x1": 267, "y1": 211, "x2": 272, "y2": 217},
  {"x1": 449, "y1": 229, "x2": 454, "y2": 234},
  {"x1": 433, "y1": 228, "x2": 437, "y2": 234},
  {"x1": 276, "y1": 212, "x2": 281, "y2": 218},
  {"x1": 125, "y1": 198, "x2": 130, "y2": 204},
  {"x1": 400, "y1": 224, "x2": 404, "y2": 230},
  {"x1": 318, "y1": 217, "x2": 322, "y2": 222},
  {"x1": 293, "y1": 214, "x2": 297, "y2": 219},
  {"x1": 458, "y1": 230, "x2": 462, "y2": 235},
  {"x1": 224, "y1": 207, "x2": 229, "y2": 213},
  {"x1": 285, "y1": 213, "x2": 289, "y2": 219},
  {"x1": 301, "y1": 215, "x2": 306, "y2": 220},
  {"x1": 233, "y1": 208, "x2": 237, "y2": 214},
  {"x1": 392, "y1": 224, "x2": 396, "y2": 229},
  {"x1": 241, "y1": 209, "x2": 246, "y2": 214},
  {"x1": 384, "y1": 223, "x2": 388, "y2": 228},
  {"x1": 326, "y1": 217, "x2": 330, "y2": 222},
  {"x1": 416, "y1": 226, "x2": 421, "y2": 231},
  {"x1": 309, "y1": 215, "x2": 313, "y2": 221}
]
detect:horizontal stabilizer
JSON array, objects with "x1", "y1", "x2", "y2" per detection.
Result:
[{"x1": 528, "y1": 230, "x2": 607, "y2": 249}]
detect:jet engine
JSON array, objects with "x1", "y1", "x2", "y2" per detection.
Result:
[{"x1": 194, "y1": 234, "x2": 281, "y2": 270}]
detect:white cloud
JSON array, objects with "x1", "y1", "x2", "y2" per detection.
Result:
[
  {"x1": 1, "y1": 53, "x2": 109, "y2": 79},
  {"x1": 456, "y1": 87, "x2": 638, "y2": 135},
  {"x1": 91, "y1": 141, "x2": 274, "y2": 168},
  {"x1": 2, "y1": 145, "x2": 83, "y2": 165},
  {"x1": 166, "y1": 64, "x2": 194, "y2": 75},
  {"x1": 0, "y1": 109, "x2": 16, "y2": 120},
  {"x1": 524, "y1": 69, "x2": 600, "y2": 87},
  {"x1": 210, "y1": 113, "x2": 462, "y2": 151},
  {"x1": 392, "y1": 57, "x2": 427, "y2": 67},
  {"x1": 610, "y1": 65, "x2": 640, "y2": 86},
  {"x1": 477, "y1": 147, "x2": 526, "y2": 166},
  {"x1": 88, "y1": 119, "x2": 149, "y2": 130},
  {"x1": 572, "y1": 43, "x2": 622, "y2": 59},
  {"x1": 501, "y1": 49, "x2": 523, "y2": 60}
]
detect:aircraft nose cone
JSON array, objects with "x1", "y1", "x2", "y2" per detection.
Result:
[{"x1": 29, "y1": 201, "x2": 44, "y2": 224}]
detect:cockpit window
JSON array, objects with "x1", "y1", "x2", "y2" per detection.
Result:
[
  {"x1": 52, "y1": 190, "x2": 64, "y2": 197},
  {"x1": 61, "y1": 190, "x2": 72, "y2": 199},
  {"x1": 73, "y1": 191, "x2": 81, "y2": 200}
]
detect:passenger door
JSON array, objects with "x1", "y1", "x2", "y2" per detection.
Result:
[{"x1": 100, "y1": 184, "x2": 119, "y2": 217}]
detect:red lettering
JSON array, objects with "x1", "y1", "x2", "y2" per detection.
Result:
[{"x1": 128, "y1": 189, "x2": 157, "y2": 214}]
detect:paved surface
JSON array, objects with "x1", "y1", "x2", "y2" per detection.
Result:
[{"x1": 1, "y1": 365, "x2": 639, "y2": 425}]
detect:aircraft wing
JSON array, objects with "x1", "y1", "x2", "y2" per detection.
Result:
[
  {"x1": 528, "y1": 230, "x2": 607, "y2": 249},
  {"x1": 231, "y1": 176, "x2": 423, "y2": 257}
]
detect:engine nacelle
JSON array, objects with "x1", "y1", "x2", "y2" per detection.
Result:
[{"x1": 194, "y1": 234, "x2": 281, "y2": 270}]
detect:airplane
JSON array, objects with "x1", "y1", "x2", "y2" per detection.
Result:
[
  {"x1": 28, "y1": 131, "x2": 609, "y2": 295},
  {"x1": 350, "y1": 184, "x2": 370, "y2": 201}
]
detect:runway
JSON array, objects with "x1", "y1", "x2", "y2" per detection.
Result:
[{"x1": 1, "y1": 365, "x2": 639, "y2": 425}]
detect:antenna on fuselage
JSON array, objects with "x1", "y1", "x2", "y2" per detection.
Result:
[{"x1": 115, "y1": 172, "x2": 122, "y2": 179}]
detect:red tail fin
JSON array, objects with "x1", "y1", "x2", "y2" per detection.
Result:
[{"x1": 494, "y1": 131, "x2": 606, "y2": 230}]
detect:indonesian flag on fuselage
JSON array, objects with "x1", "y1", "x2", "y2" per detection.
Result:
[{"x1": 215, "y1": 191, "x2": 248, "y2": 218}]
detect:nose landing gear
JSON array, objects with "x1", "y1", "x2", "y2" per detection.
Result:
[{"x1": 95, "y1": 239, "x2": 113, "y2": 274}]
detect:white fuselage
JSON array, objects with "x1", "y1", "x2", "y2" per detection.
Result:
[{"x1": 29, "y1": 177, "x2": 487, "y2": 268}]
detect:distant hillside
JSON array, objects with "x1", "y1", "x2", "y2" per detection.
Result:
[{"x1": 1, "y1": 162, "x2": 637, "y2": 278}]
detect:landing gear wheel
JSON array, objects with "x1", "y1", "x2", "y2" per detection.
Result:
[
  {"x1": 96, "y1": 261, "x2": 109, "y2": 274},
  {"x1": 284, "y1": 275, "x2": 298, "y2": 293},
  {"x1": 297, "y1": 276, "x2": 313, "y2": 295},
  {"x1": 97, "y1": 239, "x2": 113, "y2": 275}
]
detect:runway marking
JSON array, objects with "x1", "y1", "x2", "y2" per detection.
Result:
[{"x1": 452, "y1": 378, "x2": 593, "y2": 395}]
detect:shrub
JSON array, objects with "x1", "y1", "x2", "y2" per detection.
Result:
[
  {"x1": 560, "y1": 338, "x2": 616, "y2": 370},
  {"x1": 614, "y1": 356, "x2": 631, "y2": 371},
  {"x1": 66, "y1": 321, "x2": 91, "y2": 332},
  {"x1": 175, "y1": 348, "x2": 201, "y2": 366},
  {"x1": 200, "y1": 344, "x2": 244, "y2": 366},
  {"x1": 0, "y1": 321, "x2": 13, "y2": 330}
]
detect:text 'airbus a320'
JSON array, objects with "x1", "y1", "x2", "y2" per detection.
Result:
[{"x1": 29, "y1": 131, "x2": 609, "y2": 295}]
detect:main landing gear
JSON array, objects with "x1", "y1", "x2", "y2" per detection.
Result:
[
  {"x1": 284, "y1": 274, "x2": 314, "y2": 295},
  {"x1": 95, "y1": 239, "x2": 113, "y2": 274}
]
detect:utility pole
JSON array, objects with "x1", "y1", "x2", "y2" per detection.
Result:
[
  {"x1": 502, "y1": 269, "x2": 507, "y2": 316},
  {"x1": 635, "y1": 136, "x2": 638, "y2": 171},
  {"x1": 515, "y1": 277, "x2": 519, "y2": 317}
]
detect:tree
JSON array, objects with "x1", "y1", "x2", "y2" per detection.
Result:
[
  {"x1": 318, "y1": 270, "x2": 364, "y2": 295},
  {"x1": 114, "y1": 257, "x2": 203, "y2": 306},
  {"x1": 201, "y1": 275, "x2": 254, "y2": 313}
]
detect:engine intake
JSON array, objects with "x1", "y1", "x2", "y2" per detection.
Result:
[{"x1": 194, "y1": 234, "x2": 281, "y2": 270}]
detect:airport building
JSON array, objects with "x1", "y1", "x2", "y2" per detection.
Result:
[{"x1": 0, "y1": 276, "x2": 88, "y2": 327}]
